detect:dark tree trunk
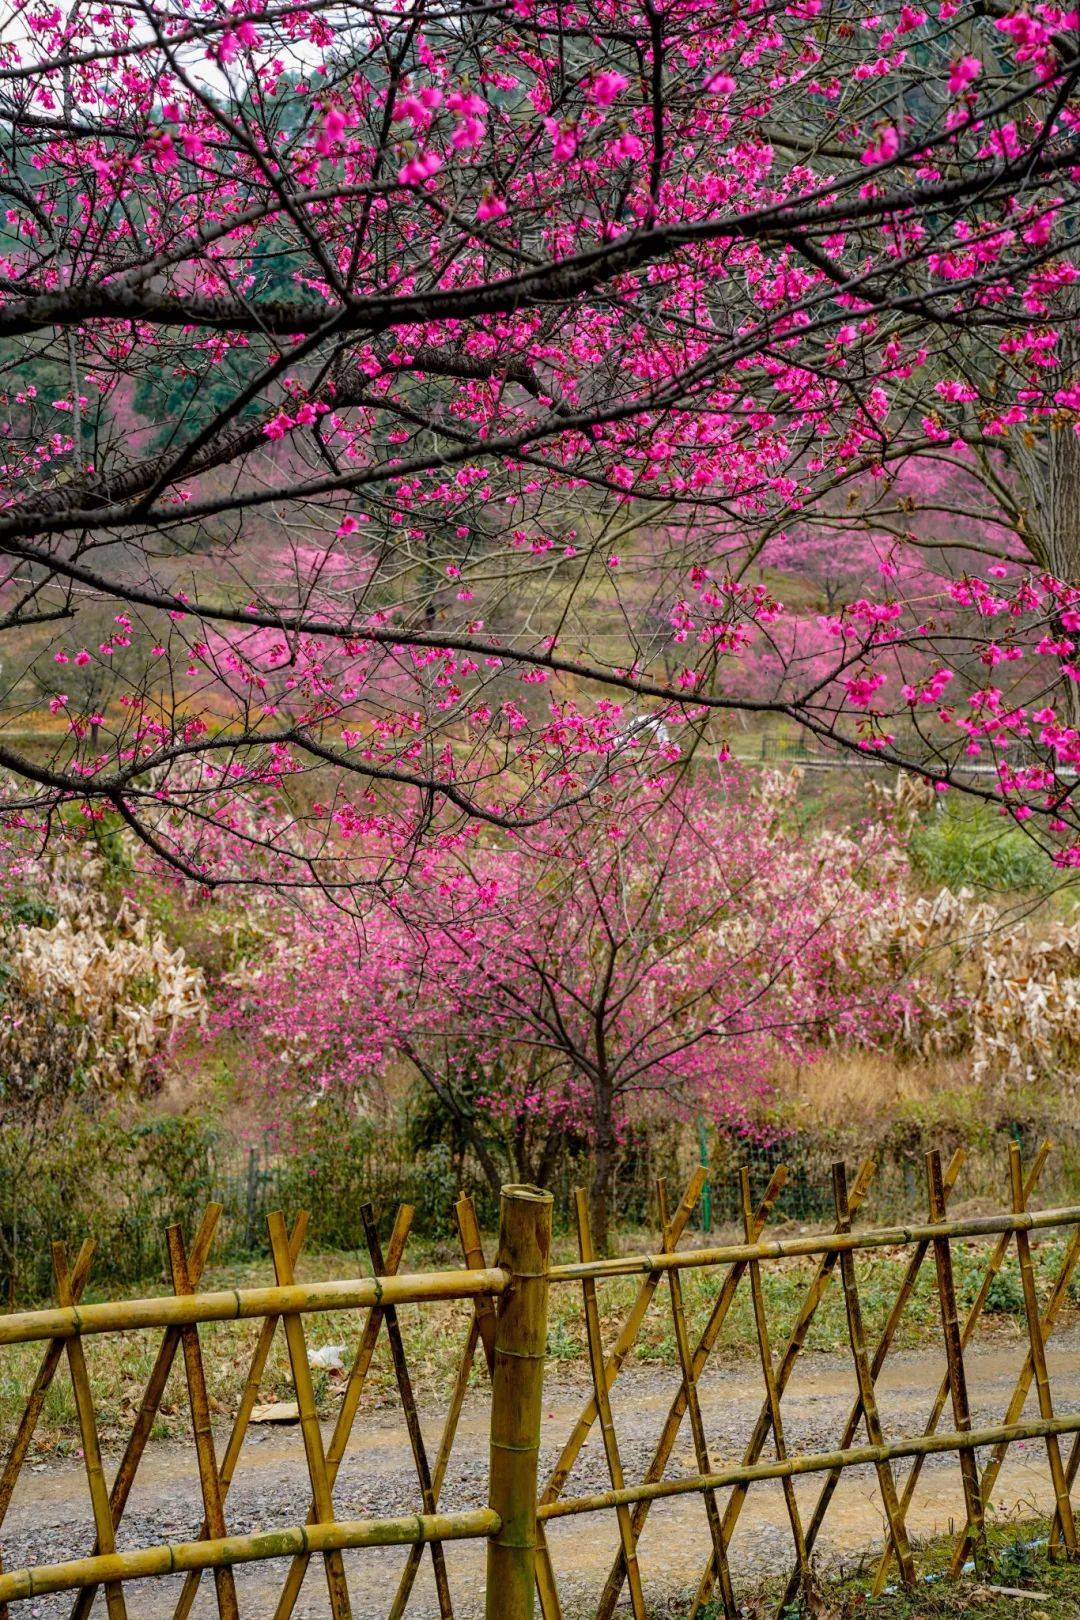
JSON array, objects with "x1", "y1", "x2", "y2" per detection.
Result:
[{"x1": 589, "y1": 1079, "x2": 616, "y2": 1255}]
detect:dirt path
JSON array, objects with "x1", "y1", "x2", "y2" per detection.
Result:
[{"x1": 4, "y1": 1334, "x2": 1077, "y2": 1618}]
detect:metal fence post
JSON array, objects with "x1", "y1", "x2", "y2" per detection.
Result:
[{"x1": 486, "y1": 1185, "x2": 552, "y2": 1620}]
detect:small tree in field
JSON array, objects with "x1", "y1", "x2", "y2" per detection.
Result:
[{"x1": 221, "y1": 768, "x2": 914, "y2": 1246}]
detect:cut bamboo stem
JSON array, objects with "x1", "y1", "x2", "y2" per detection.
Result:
[
  {"x1": 690, "y1": 1157, "x2": 876, "y2": 1620},
  {"x1": 0, "y1": 1268, "x2": 509, "y2": 1345},
  {"x1": 361, "y1": 1204, "x2": 453, "y2": 1620},
  {"x1": 0, "y1": 1510, "x2": 500, "y2": 1604},
  {"x1": 574, "y1": 1188, "x2": 647, "y2": 1620},
  {"x1": 927, "y1": 1150, "x2": 986, "y2": 1573},
  {"x1": 52, "y1": 1243, "x2": 128, "y2": 1620},
  {"x1": 1008, "y1": 1143, "x2": 1076, "y2": 1557},
  {"x1": 949, "y1": 1216, "x2": 1080, "y2": 1577},
  {"x1": 173, "y1": 1209, "x2": 309, "y2": 1620},
  {"x1": 536, "y1": 1168, "x2": 704, "y2": 1620},
  {"x1": 598, "y1": 1164, "x2": 789, "y2": 1620},
  {"x1": 779, "y1": 1150, "x2": 963, "y2": 1613},
  {"x1": 739, "y1": 1168, "x2": 810, "y2": 1609},
  {"x1": 832, "y1": 1163, "x2": 915, "y2": 1589},
  {"x1": 267, "y1": 1211, "x2": 353, "y2": 1620},
  {"x1": 166, "y1": 1226, "x2": 238, "y2": 1620},
  {"x1": 659, "y1": 1179, "x2": 736, "y2": 1620},
  {"x1": 271, "y1": 1205, "x2": 414, "y2": 1620},
  {"x1": 389, "y1": 1197, "x2": 493, "y2": 1620},
  {"x1": 547, "y1": 1204, "x2": 1080, "y2": 1285},
  {"x1": 873, "y1": 1140, "x2": 1051, "y2": 1597},
  {"x1": 486, "y1": 1185, "x2": 552, "y2": 1620},
  {"x1": 538, "y1": 1413, "x2": 1080, "y2": 1521}
]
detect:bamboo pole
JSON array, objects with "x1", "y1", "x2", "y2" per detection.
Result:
[
  {"x1": 0, "y1": 1238, "x2": 94, "y2": 1529},
  {"x1": 777, "y1": 1149, "x2": 963, "y2": 1613},
  {"x1": 831, "y1": 1163, "x2": 916, "y2": 1588},
  {"x1": 689, "y1": 1157, "x2": 876, "y2": 1620},
  {"x1": 485, "y1": 1184, "x2": 553, "y2": 1620},
  {"x1": 173, "y1": 1210, "x2": 309, "y2": 1620},
  {"x1": 0, "y1": 1510, "x2": 501, "y2": 1604},
  {"x1": 598, "y1": 1164, "x2": 789, "y2": 1620},
  {"x1": 388, "y1": 1196, "x2": 494, "y2": 1620},
  {"x1": 948, "y1": 1216, "x2": 1080, "y2": 1577},
  {"x1": 360, "y1": 1204, "x2": 453, "y2": 1620},
  {"x1": 52, "y1": 1244, "x2": 128, "y2": 1620},
  {"x1": 538, "y1": 1413, "x2": 1080, "y2": 1522},
  {"x1": 926, "y1": 1150, "x2": 986, "y2": 1573},
  {"x1": 166, "y1": 1226, "x2": 239, "y2": 1620},
  {"x1": 0, "y1": 1238, "x2": 95, "y2": 1620},
  {"x1": 740, "y1": 1168, "x2": 811, "y2": 1603},
  {"x1": 456, "y1": 1192, "x2": 498, "y2": 1373},
  {"x1": 267, "y1": 1212, "x2": 353, "y2": 1620},
  {"x1": 0, "y1": 1267, "x2": 510, "y2": 1345},
  {"x1": 546, "y1": 1203, "x2": 1080, "y2": 1285},
  {"x1": 1008, "y1": 1143, "x2": 1076, "y2": 1557},
  {"x1": 1049, "y1": 1430, "x2": 1080, "y2": 1556},
  {"x1": 271, "y1": 1205, "x2": 414, "y2": 1620},
  {"x1": 873, "y1": 1140, "x2": 1052, "y2": 1596},
  {"x1": 574, "y1": 1188, "x2": 647, "y2": 1620},
  {"x1": 536, "y1": 1167, "x2": 704, "y2": 1620},
  {"x1": 658, "y1": 1179, "x2": 736, "y2": 1620}
]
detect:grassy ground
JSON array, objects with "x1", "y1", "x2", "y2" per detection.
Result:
[
  {"x1": 1, "y1": 1228, "x2": 1075, "y2": 1455},
  {"x1": 663, "y1": 1520, "x2": 1080, "y2": 1617}
]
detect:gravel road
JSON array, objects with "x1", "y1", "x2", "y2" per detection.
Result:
[{"x1": 3, "y1": 1334, "x2": 1077, "y2": 1619}]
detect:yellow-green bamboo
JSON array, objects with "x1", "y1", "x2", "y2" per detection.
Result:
[
  {"x1": 166, "y1": 1226, "x2": 239, "y2": 1620},
  {"x1": 389, "y1": 1197, "x2": 493, "y2": 1620},
  {"x1": 740, "y1": 1167, "x2": 810, "y2": 1596},
  {"x1": 926, "y1": 1151, "x2": 985, "y2": 1573},
  {"x1": 872, "y1": 1139, "x2": 1052, "y2": 1597},
  {"x1": 688, "y1": 1158, "x2": 875, "y2": 1620},
  {"x1": 536, "y1": 1167, "x2": 704, "y2": 1620},
  {"x1": 485, "y1": 1184, "x2": 553, "y2": 1620},
  {"x1": 949, "y1": 1217, "x2": 1080, "y2": 1577},
  {"x1": 0, "y1": 1239, "x2": 93, "y2": 1528},
  {"x1": 1008, "y1": 1144, "x2": 1076, "y2": 1555},
  {"x1": 271, "y1": 1204, "x2": 414, "y2": 1620},
  {"x1": 574, "y1": 1188, "x2": 647, "y2": 1620},
  {"x1": 658, "y1": 1179, "x2": 736, "y2": 1620},
  {"x1": 172, "y1": 1210, "x2": 308, "y2": 1620},
  {"x1": 600, "y1": 1163, "x2": 790, "y2": 1620},
  {"x1": 267, "y1": 1212, "x2": 353, "y2": 1620},
  {"x1": 547, "y1": 1203, "x2": 1080, "y2": 1285},
  {"x1": 779, "y1": 1149, "x2": 963, "y2": 1615},
  {"x1": 0, "y1": 1267, "x2": 510, "y2": 1345},
  {"x1": 539, "y1": 1412, "x2": 1080, "y2": 1521},
  {"x1": 0, "y1": 1511, "x2": 500, "y2": 1603},
  {"x1": 360, "y1": 1205, "x2": 452, "y2": 1620},
  {"x1": 53, "y1": 1244, "x2": 128, "y2": 1620}
]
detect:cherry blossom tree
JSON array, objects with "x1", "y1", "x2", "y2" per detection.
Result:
[
  {"x1": 0, "y1": 0, "x2": 1078, "y2": 888},
  {"x1": 218, "y1": 768, "x2": 918, "y2": 1246}
]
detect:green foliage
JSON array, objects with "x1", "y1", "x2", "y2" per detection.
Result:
[
  {"x1": 910, "y1": 807, "x2": 1052, "y2": 892},
  {"x1": 992, "y1": 1535, "x2": 1040, "y2": 1585},
  {"x1": 983, "y1": 1262, "x2": 1026, "y2": 1316}
]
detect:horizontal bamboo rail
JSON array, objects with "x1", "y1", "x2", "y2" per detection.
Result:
[
  {"x1": 538, "y1": 1413, "x2": 1080, "y2": 1521},
  {"x1": 0, "y1": 1510, "x2": 501, "y2": 1603},
  {"x1": 546, "y1": 1203, "x2": 1080, "y2": 1283},
  {"x1": 0, "y1": 1267, "x2": 509, "y2": 1346},
  {"x1": 1, "y1": 1156, "x2": 1077, "y2": 1620}
]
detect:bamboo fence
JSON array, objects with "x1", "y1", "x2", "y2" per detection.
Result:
[{"x1": 0, "y1": 1150, "x2": 1077, "y2": 1620}]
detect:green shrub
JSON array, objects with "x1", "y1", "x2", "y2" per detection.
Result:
[
  {"x1": 910, "y1": 809, "x2": 1052, "y2": 892},
  {"x1": 983, "y1": 1263, "x2": 1025, "y2": 1316}
]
